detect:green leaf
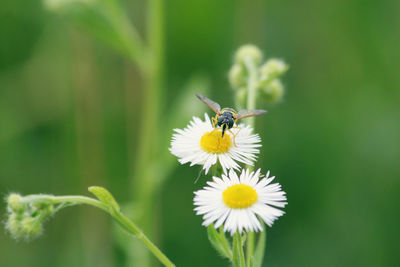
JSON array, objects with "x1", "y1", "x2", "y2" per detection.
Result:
[
  {"x1": 88, "y1": 186, "x2": 120, "y2": 213},
  {"x1": 207, "y1": 225, "x2": 232, "y2": 260},
  {"x1": 253, "y1": 224, "x2": 266, "y2": 267}
]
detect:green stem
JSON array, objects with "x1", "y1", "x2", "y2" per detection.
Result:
[
  {"x1": 132, "y1": 0, "x2": 165, "y2": 196},
  {"x1": 246, "y1": 231, "x2": 255, "y2": 267},
  {"x1": 242, "y1": 54, "x2": 260, "y2": 267},
  {"x1": 233, "y1": 232, "x2": 246, "y2": 267},
  {"x1": 20, "y1": 195, "x2": 175, "y2": 267},
  {"x1": 112, "y1": 211, "x2": 174, "y2": 267},
  {"x1": 242, "y1": 54, "x2": 267, "y2": 267},
  {"x1": 132, "y1": 0, "x2": 165, "y2": 207},
  {"x1": 130, "y1": 0, "x2": 165, "y2": 265},
  {"x1": 21, "y1": 195, "x2": 108, "y2": 211}
]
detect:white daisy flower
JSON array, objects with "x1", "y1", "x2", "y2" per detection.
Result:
[
  {"x1": 169, "y1": 113, "x2": 261, "y2": 174},
  {"x1": 194, "y1": 169, "x2": 287, "y2": 235}
]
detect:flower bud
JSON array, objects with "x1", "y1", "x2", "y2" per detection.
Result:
[
  {"x1": 259, "y1": 59, "x2": 288, "y2": 83},
  {"x1": 7, "y1": 194, "x2": 27, "y2": 214},
  {"x1": 6, "y1": 213, "x2": 24, "y2": 240},
  {"x1": 260, "y1": 79, "x2": 284, "y2": 103},
  {"x1": 21, "y1": 217, "x2": 43, "y2": 239},
  {"x1": 228, "y1": 64, "x2": 246, "y2": 89},
  {"x1": 235, "y1": 45, "x2": 263, "y2": 66},
  {"x1": 32, "y1": 202, "x2": 54, "y2": 218}
]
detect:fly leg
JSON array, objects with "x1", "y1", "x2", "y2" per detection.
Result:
[
  {"x1": 212, "y1": 116, "x2": 218, "y2": 128},
  {"x1": 211, "y1": 116, "x2": 221, "y2": 134},
  {"x1": 228, "y1": 126, "x2": 242, "y2": 147}
]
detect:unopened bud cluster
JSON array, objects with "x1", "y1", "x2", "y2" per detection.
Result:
[
  {"x1": 5, "y1": 193, "x2": 54, "y2": 240},
  {"x1": 228, "y1": 45, "x2": 288, "y2": 104}
]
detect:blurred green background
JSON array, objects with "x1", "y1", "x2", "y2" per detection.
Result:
[{"x1": 1, "y1": 0, "x2": 400, "y2": 266}]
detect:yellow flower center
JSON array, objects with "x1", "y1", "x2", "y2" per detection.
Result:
[
  {"x1": 223, "y1": 184, "x2": 258, "y2": 209},
  {"x1": 200, "y1": 130, "x2": 232, "y2": 154}
]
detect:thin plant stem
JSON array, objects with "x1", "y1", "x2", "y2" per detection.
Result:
[
  {"x1": 233, "y1": 232, "x2": 246, "y2": 267},
  {"x1": 243, "y1": 54, "x2": 260, "y2": 267},
  {"x1": 70, "y1": 31, "x2": 111, "y2": 267},
  {"x1": 129, "y1": 0, "x2": 165, "y2": 265},
  {"x1": 246, "y1": 231, "x2": 255, "y2": 267},
  {"x1": 132, "y1": 0, "x2": 165, "y2": 208},
  {"x1": 20, "y1": 195, "x2": 175, "y2": 267}
]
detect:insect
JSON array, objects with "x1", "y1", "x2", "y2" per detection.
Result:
[{"x1": 196, "y1": 94, "x2": 267, "y2": 144}]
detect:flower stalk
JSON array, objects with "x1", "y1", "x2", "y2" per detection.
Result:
[
  {"x1": 44, "y1": 0, "x2": 168, "y2": 265},
  {"x1": 191, "y1": 45, "x2": 288, "y2": 267},
  {"x1": 5, "y1": 188, "x2": 175, "y2": 267},
  {"x1": 233, "y1": 232, "x2": 246, "y2": 267},
  {"x1": 243, "y1": 48, "x2": 261, "y2": 267},
  {"x1": 231, "y1": 44, "x2": 288, "y2": 266},
  {"x1": 128, "y1": 0, "x2": 165, "y2": 265}
]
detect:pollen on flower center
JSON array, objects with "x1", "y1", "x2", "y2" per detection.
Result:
[
  {"x1": 223, "y1": 184, "x2": 258, "y2": 209},
  {"x1": 200, "y1": 130, "x2": 232, "y2": 153}
]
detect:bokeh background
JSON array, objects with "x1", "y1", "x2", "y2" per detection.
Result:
[{"x1": 1, "y1": 0, "x2": 400, "y2": 266}]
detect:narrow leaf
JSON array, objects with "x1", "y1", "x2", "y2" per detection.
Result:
[
  {"x1": 253, "y1": 224, "x2": 266, "y2": 267},
  {"x1": 218, "y1": 226, "x2": 232, "y2": 259},
  {"x1": 207, "y1": 225, "x2": 232, "y2": 260},
  {"x1": 88, "y1": 186, "x2": 120, "y2": 212}
]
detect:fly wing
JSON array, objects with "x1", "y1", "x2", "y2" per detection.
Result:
[
  {"x1": 236, "y1": 109, "x2": 267, "y2": 119},
  {"x1": 195, "y1": 94, "x2": 221, "y2": 113}
]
